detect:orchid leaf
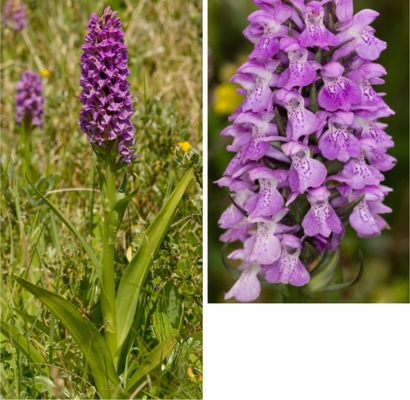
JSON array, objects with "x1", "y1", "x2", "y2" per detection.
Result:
[
  {"x1": 14, "y1": 276, "x2": 121, "y2": 399},
  {"x1": 0, "y1": 320, "x2": 48, "y2": 374},
  {"x1": 124, "y1": 336, "x2": 176, "y2": 395},
  {"x1": 320, "y1": 251, "x2": 364, "y2": 292},
  {"x1": 115, "y1": 168, "x2": 194, "y2": 351},
  {"x1": 305, "y1": 249, "x2": 340, "y2": 293},
  {"x1": 26, "y1": 177, "x2": 102, "y2": 282}
]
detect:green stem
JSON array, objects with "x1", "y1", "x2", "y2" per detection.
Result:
[
  {"x1": 21, "y1": 123, "x2": 32, "y2": 181},
  {"x1": 101, "y1": 146, "x2": 118, "y2": 359},
  {"x1": 285, "y1": 285, "x2": 305, "y2": 303}
]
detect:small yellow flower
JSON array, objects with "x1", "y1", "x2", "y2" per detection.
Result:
[
  {"x1": 178, "y1": 141, "x2": 192, "y2": 152},
  {"x1": 213, "y1": 82, "x2": 243, "y2": 116},
  {"x1": 187, "y1": 366, "x2": 196, "y2": 382},
  {"x1": 40, "y1": 68, "x2": 51, "y2": 77}
]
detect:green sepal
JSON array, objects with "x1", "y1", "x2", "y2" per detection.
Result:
[
  {"x1": 275, "y1": 107, "x2": 287, "y2": 137},
  {"x1": 335, "y1": 194, "x2": 365, "y2": 221},
  {"x1": 325, "y1": 159, "x2": 344, "y2": 175}
]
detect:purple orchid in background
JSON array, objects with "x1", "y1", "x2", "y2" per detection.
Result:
[
  {"x1": 79, "y1": 6, "x2": 135, "y2": 165},
  {"x1": 2, "y1": 0, "x2": 27, "y2": 31},
  {"x1": 15, "y1": 71, "x2": 44, "y2": 128},
  {"x1": 217, "y1": 0, "x2": 395, "y2": 302}
]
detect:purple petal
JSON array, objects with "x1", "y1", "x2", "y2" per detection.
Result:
[
  {"x1": 224, "y1": 263, "x2": 262, "y2": 302},
  {"x1": 349, "y1": 200, "x2": 380, "y2": 236}
]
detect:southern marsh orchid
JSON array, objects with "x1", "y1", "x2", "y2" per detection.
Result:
[{"x1": 218, "y1": 0, "x2": 395, "y2": 302}]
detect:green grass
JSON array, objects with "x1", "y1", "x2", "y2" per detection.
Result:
[{"x1": 1, "y1": 0, "x2": 202, "y2": 398}]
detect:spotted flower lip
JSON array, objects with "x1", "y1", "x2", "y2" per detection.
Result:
[
  {"x1": 277, "y1": 37, "x2": 318, "y2": 89},
  {"x1": 264, "y1": 234, "x2": 310, "y2": 286},
  {"x1": 275, "y1": 89, "x2": 319, "y2": 141},
  {"x1": 218, "y1": 0, "x2": 394, "y2": 302},
  {"x1": 79, "y1": 6, "x2": 135, "y2": 165},
  {"x1": 224, "y1": 262, "x2": 261, "y2": 302},
  {"x1": 298, "y1": 1, "x2": 339, "y2": 50},
  {"x1": 302, "y1": 186, "x2": 343, "y2": 237},
  {"x1": 318, "y1": 62, "x2": 361, "y2": 112},
  {"x1": 15, "y1": 71, "x2": 44, "y2": 128}
]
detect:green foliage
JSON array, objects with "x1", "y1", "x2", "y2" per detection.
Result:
[
  {"x1": 116, "y1": 168, "x2": 194, "y2": 353},
  {"x1": 14, "y1": 276, "x2": 121, "y2": 399}
]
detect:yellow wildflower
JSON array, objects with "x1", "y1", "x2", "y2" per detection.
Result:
[
  {"x1": 178, "y1": 141, "x2": 192, "y2": 152},
  {"x1": 187, "y1": 366, "x2": 196, "y2": 382},
  {"x1": 213, "y1": 82, "x2": 243, "y2": 115},
  {"x1": 40, "y1": 68, "x2": 51, "y2": 77}
]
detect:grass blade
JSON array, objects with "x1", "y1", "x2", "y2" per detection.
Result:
[
  {"x1": 26, "y1": 177, "x2": 102, "y2": 282},
  {"x1": 116, "y1": 168, "x2": 194, "y2": 351},
  {"x1": 0, "y1": 320, "x2": 49, "y2": 374},
  {"x1": 124, "y1": 336, "x2": 176, "y2": 395},
  {"x1": 14, "y1": 275, "x2": 121, "y2": 399}
]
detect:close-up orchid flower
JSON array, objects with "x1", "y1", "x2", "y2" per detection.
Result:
[{"x1": 209, "y1": 0, "x2": 408, "y2": 303}]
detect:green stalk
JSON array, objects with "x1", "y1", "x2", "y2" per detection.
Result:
[
  {"x1": 101, "y1": 144, "x2": 118, "y2": 359},
  {"x1": 21, "y1": 123, "x2": 32, "y2": 181}
]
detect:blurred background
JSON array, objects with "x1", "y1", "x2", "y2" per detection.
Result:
[{"x1": 208, "y1": 0, "x2": 409, "y2": 303}]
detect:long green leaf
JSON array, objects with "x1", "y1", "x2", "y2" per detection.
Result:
[
  {"x1": 116, "y1": 168, "x2": 193, "y2": 351},
  {"x1": 0, "y1": 320, "x2": 49, "y2": 374},
  {"x1": 320, "y1": 251, "x2": 364, "y2": 293},
  {"x1": 124, "y1": 336, "x2": 176, "y2": 395},
  {"x1": 14, "y1": 276, "x2": 121, "y2": 399},
  {"x1": 305, "y1": 249, "x2": 340, "y2": 294},
  {"x1": 26, "y1": 177, "x2": 102, "y2": 282}
]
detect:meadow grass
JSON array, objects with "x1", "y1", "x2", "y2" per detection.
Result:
[{"x1": 1, "y1": 0, "x2": 203, "y2": 398}]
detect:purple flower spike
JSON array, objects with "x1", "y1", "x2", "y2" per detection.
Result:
[
  {"x1": 2, "y1": 0, "x2": 27, "y2": 31},
  {"x1": 15, "y1": 71, "x2": 44, "y2": 128},
  {"x1": 79, "y1": 6, "x2": 135, "y2": 165},
  {"x1": 217, "y1": 1, "x2": 395, "y2": 301}
]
